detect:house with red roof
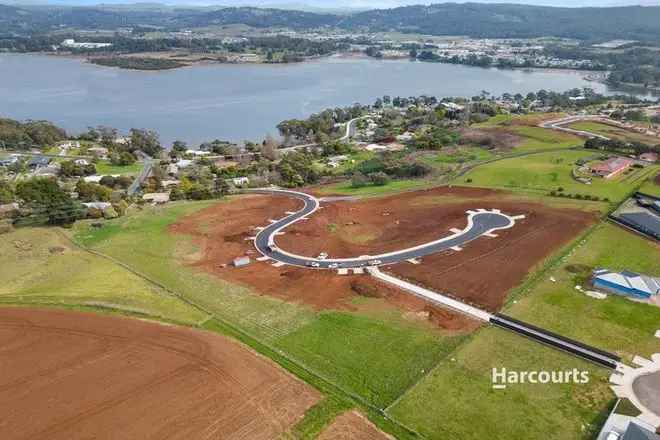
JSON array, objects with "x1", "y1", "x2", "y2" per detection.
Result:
[{"x1": 590, "y1": 157, "x2": 634, "y2": 179}]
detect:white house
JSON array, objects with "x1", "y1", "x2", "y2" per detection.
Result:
[{"x1": 231, "y1": 176, "x2": 249, "y2": 186}]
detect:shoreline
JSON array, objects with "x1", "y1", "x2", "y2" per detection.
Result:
[{"x1": 4, "y1": 51, "x2": 604, "y2": 81}]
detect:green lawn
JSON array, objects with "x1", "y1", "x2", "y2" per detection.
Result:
[
  {"x1": 0, "y1": 227, "x2": 207, "y2": 324},
  {"x1": 461, "y1": 149, "x2": 659, "y2": 203},
  {"x1": 95, "y1": 160, "x2": 144, "y2": 176}
]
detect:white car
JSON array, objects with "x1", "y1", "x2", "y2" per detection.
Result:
[
  {"x1": 328, "y1": 263, "x2": 339, "y2": 269},
  {"x1": 369, "y1": 259, "x2": 382, "y2": 265},
  {"x1": 317, "y1": 252, "x2": 328, "y2": 260}
]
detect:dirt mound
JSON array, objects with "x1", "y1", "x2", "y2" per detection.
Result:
[{"x1": 0, "y1": 307, "x2": 319, "y2": 440}]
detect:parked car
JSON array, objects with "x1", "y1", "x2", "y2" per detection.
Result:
[
  {"x1": 328, "y1": 263, "x2": 339, "y2": 269},
  {"x1": 369, "y1": 259, "x2": 382, "y2": 265},
  {"x1": 317, "y1": 252, "x2": 328, "y2": 260},
  {"x1": 306, "y1": 261, "x2": 321, "y2": 268}
]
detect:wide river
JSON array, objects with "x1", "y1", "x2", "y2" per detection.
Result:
[{"x1": 0, "y1": 53, "x2": 624, "y2": 145}]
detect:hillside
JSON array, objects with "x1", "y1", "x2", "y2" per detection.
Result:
[{"x1": 2, "y1": 3, "x2": 660, "y2": 41}]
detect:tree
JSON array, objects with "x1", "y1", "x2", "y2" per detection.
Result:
[
  {"x1": 110, "y1": 151, "x2": 137, "y2": 166},
  {"x1": 350, "y1": 172, "x2": 369, "y2": 188},
  {"x1": 15, "y1": 178, "x2": 84, "y2": 225},
  {"x1": 260, "y1": 135, "x2": 280, "y2": 161},
  {"x1": 369, "y1": 172, "x2": 390, "y2": 186},
  {"x1": 129, "y1": 128, "x2": 161, "y2": 157},
  {"x1": 75, "y1": 180, "x2": 112, "y2": 203},
  {"x1": 0, "y1": 180, "x2": 14, "y2": 204}
]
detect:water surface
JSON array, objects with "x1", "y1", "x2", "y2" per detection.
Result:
[{"x1": 0, "y1": 53, "x2": 617, "y2": 145}]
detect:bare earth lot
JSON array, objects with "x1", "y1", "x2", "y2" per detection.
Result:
[
  {"x1": 0, "y1": 307, "x2": 319, "y2": 440},
  {"x1": 318, "y1": 410, "x2": 394, "y2": 440},
  {"x1": 170, "y1": 194, "x2": 480, "y2": 332},
  {"x1": 171, "y1": 186, "x2": 595, "y2": 321}
]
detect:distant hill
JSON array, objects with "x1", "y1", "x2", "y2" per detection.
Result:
[
  {"x1": 342, "y1": 3, "x2": 660, "y2": 41},
  {"x1": 1, "y1": 2, "x2": 660, "y2": 42}
]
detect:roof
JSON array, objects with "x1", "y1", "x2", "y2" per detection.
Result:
[
  {"x1": 591, "y1": 157, "x2": 633, "y2": 173},
  {"x1": 27, "y1": 156, "x2": 51, "y2": 166},
  {"x1": 622, "y1": 422, "x2": 660, "y2": 440},
  {"x1": 594, "y1": 269, "x2": 660, "y2": 296}
]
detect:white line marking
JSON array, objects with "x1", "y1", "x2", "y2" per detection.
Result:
[
  {"x1": 451, "y1": 246, "x2": 462, "y2": 251},
  {"x1": 256, "y1": 256, "x2": 270, "y2": 262},
  {"x1": 492, "y1": 384, "x2": 507, "y2": 390},
  {"x1": 271, "y1": 261, "x2": 285, "y2": 267},
  {"x1": 450, "y1": 228, "x2": 463, "y2": 234}
]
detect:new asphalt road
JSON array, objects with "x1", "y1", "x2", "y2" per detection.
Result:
[{"x1": 248, "y1": 188, "x2": 519, "y2": 269}]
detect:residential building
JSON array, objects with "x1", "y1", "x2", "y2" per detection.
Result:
[
  {"x1": 592, "y1": 269, "x2": 660, "y2": 299},
  {"x1": 142, "y1": 193, "x2": 170, "y2": 204},
  {"x1": 591, "y1": 157, "x2": 634, "y2": 179},
  {"x1": 233, "y1": 256, "x2": 251, "y2": 267},
  {"x1": 640, "y1": 152, "x2": 658, "y2": 163}
]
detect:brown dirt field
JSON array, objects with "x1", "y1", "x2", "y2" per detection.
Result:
[
  {"x1": 169, "y1": 195, "x2": 480, "y2": 332},
  {"x1": 275, "y1": 186, "x2": 596, "y2": 311},
  {"x1": 317, "y1": 410, "x2": 394, "y2": 440},
  {"x1": 0, "y1": 307, "x2": 319, "y2": 440}
]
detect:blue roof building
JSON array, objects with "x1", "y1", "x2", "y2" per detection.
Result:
[{"x1": 593, "y1": 269, "x2": 660, "y2": 299}]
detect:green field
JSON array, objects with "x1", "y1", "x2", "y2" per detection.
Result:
[
  {"x1": 568, "y1": 121, "x2": 660, "y2": 145},
  {"x1": 0, "y1": 227, "x2": 206, "y2": 324},
  {"x1": 95, "y1": 160, "x2": 144, "y2": 175},
  {"x1": 422, "y1": 146, "x2": 494, "y2": 165},
  {"x1": 639, "y1": 170, "x2": 660, "y2": 197},
  {"x1": 317, "y1": 178, "x2": 436, "y2": 196},
  {"x1": 505, "y1": 223, "x2": 660, "y2": 361},
  {"x1": 510, "y1": 126, "x2": 583, "y2": 152},
  {"x1": 388, "y1": 326, "x2": 613, "y2": 440},
  {"x1": 461, "y1": 149, "x2": 659, "y2": 203}
]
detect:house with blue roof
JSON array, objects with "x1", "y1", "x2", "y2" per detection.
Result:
[{"x1": 593, "y1": 269, "x2": 660, "y2": 299}]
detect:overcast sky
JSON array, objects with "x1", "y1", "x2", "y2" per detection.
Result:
[{"x1": 15, "y1": 0, "x2": 660, "y2": 8}]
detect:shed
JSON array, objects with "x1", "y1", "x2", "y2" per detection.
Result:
[{"x1": 233, "y1": 256, "x2": 251, "y2": 267}]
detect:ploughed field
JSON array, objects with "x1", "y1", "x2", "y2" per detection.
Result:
[
  {"x1": 0, "y1": 308, "x2": 319, "y2": 440},
  {"x1": 171, "y1": 186, "x2": 595, "y2": 314}
]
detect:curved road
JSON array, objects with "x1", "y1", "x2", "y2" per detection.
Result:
[{"x1": 248, "y1": 188, "x2": 520, "y2": 269}]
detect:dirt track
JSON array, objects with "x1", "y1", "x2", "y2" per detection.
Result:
[
  {"x1": 171, "y1": 186, "x2": 594, "y2": 324},
  {"x1": 0, "y1": 307, "x2": 319, "y2": 440}
]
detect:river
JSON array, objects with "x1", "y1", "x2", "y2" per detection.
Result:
[{"x1": 0, "y1": 53, "x2": 627, "y2": 146}]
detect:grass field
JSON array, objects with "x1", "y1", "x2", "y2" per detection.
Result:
[
  {"x1": 422, "y1": 147, "x2": 494, "y2": 165},
  {"x1": 276, "y1": 311, "x2": 466, "y2": 407},
  {"x1": 317, "y1": 178, "x2": 436, "y2": 196},
  {"x1": 505, "y1": 223, "x2": 660, "y2": 362},
  {"x1": 461, "y1": 149, "x2": 659, "y2": 203},
  {"x1": 0, "y1": 227, "x2": 206, "y2": 324},
  {"x1": 639, "y1": 170, "x2": 660, "y2": 197},
  {"x1": 388, "y1": 326, "x2": 613, "y2": 440},
  {"x1": 510, "y1": 126, "x2": 583, "y2": 152},
  {"x1": 95, "y1": 160, "x2": 144, "y2": 175},
  {"x1": 568, "y1": 121, "x2": 660, "y2": 145}
]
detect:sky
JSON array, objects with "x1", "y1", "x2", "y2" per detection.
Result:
[{"x1": 9, "y1": 0, "x2": 660, "y2": 8}]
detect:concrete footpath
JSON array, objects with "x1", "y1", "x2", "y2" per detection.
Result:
[{"x1": 367, "y1": 267, "x2": 493, "y2": 322}]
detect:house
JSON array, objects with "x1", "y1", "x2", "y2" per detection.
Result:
[
  {"x1": 592, "y1": 269, "x2": 660, "y2": 299},
  {"x1": 142, "y1": 193, "x2": 170, "y2": 204},
  {"x1": 231, "y1": 176, "x2": 249, "y2": 187},
  {"x1": 185, "y1": 149, "x2": 211, "y2": 157},
  {"x1": 84, "y1": 174, "x2": 118, "y2": 183},
  {"x1": 27, "y1": 156, "x2": 51, "y2": 169},
  {"x1": 591, "y1": 157, "x2": 634, "y2": 179},
  {"x1": 175, "y1": 159, "x2": 193, "y2": 169},
  {"x1": 74, "y1": 159, "x2": 89, "y2": 166},
  {"x1": 365, "y1": 143, "x2": 389, "y2": 152},
  {"x1": 0, "y1": 156, "x2": 18, "y2": 167},
  {"x1": 639, "y1": 152, "x2": 658, "y2": 163},
  {"x1": 0, "y1": 203, "x2": 19, "y2": 219},
  {"x1": 161, "y1": 179, "x2": 180, "y2": 189},
  {"x1": 166, "y1": 163, "x2": 179, "y2": 176},
  {"x1": 396, "y1": 132, "x2": 414, "y2": 142},
  {"x1": 233, "y1": 256, "x2": 251, "y2": 267}
]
